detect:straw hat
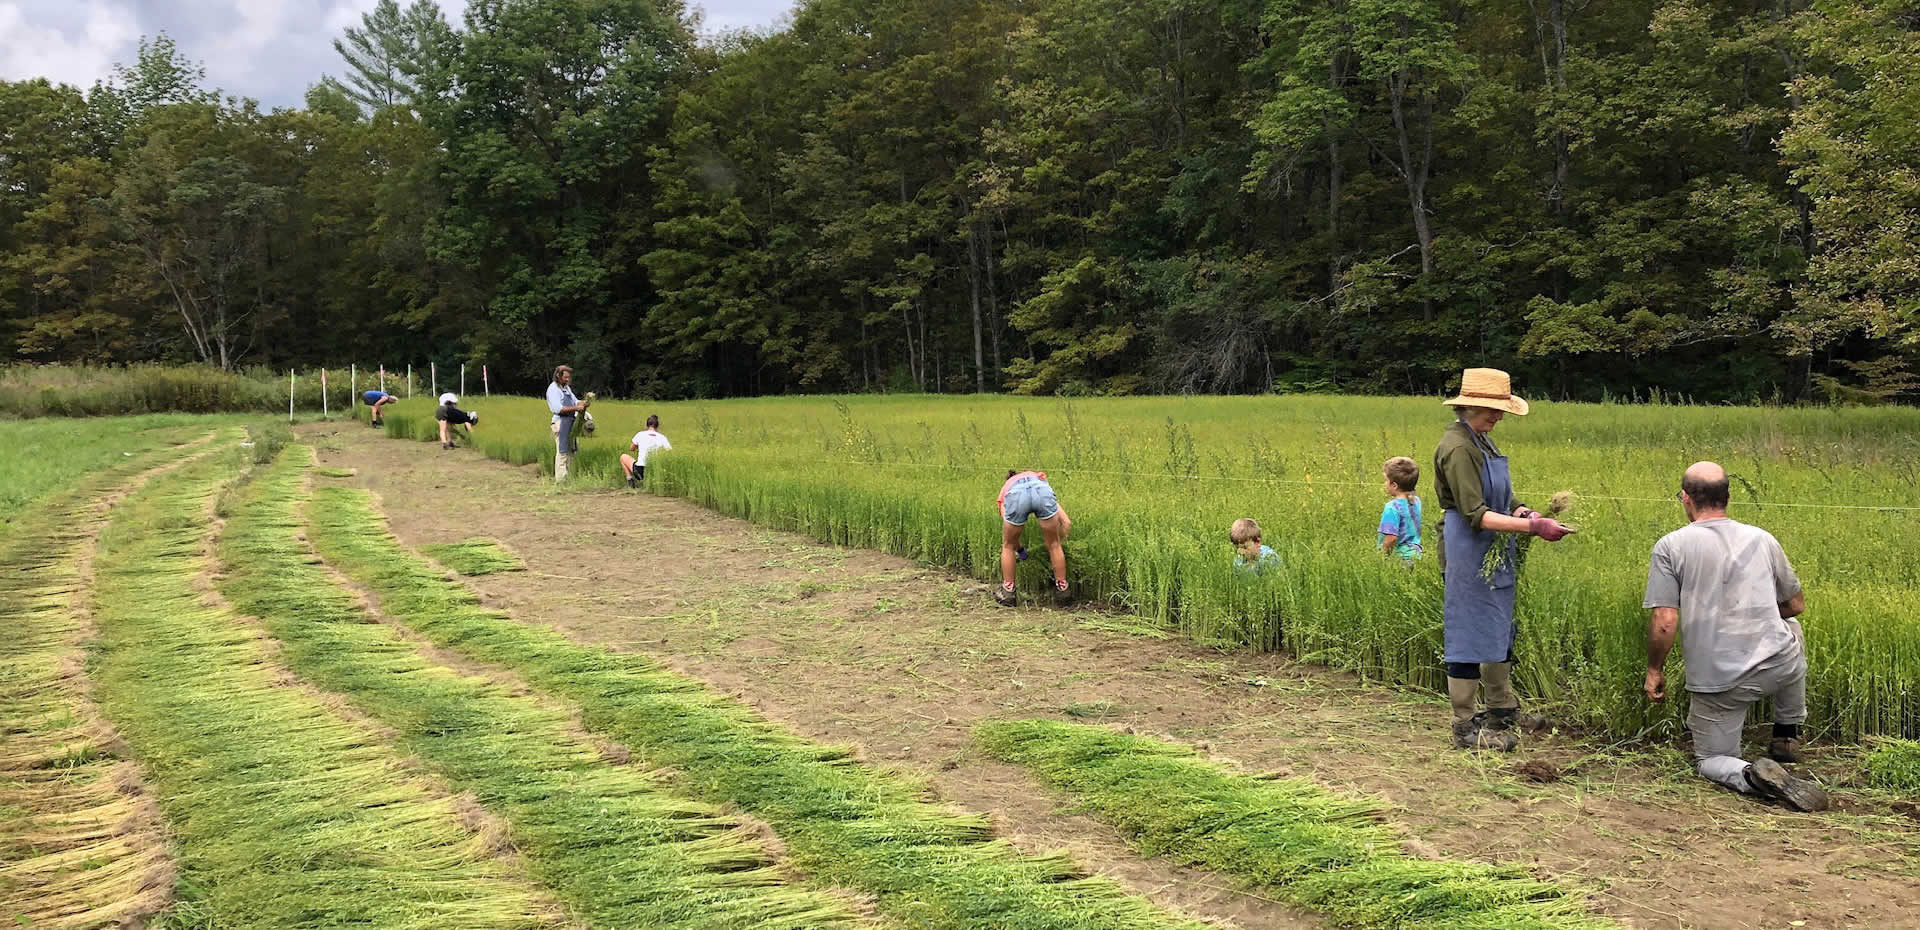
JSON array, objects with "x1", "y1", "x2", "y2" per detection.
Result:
[{"x1": 1442, "y1": 368, "x2": 1529, "y2": 416}]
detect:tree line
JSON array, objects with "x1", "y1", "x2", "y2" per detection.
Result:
[{"x1": 0, "y1": 0, "x2": 1914, "y2": 401}]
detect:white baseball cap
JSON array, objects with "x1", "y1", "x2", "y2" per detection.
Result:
[{"x1": 439, "y1": 392, "x2": 458, "y2": 405}]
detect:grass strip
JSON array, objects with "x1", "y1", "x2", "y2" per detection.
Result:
[
  {"x1": 1865, "y1": 739, "x2": 1920, "y2": 792},
  {"x1": 976, "y1": 719, "x2": 1616, "y2": 930},
  {"x1": 307, "y1": 484, "x2": 1211, "y2": 930},
  {"x1": 86, "y1": 453, "x2": 559, "y2": 930},
  {"x1": 0, "y1": 437, "x2": 212, "y2": 929},
  {"x1": 421, "y1": 538, "x2": 527, "y2": 575},
  {"x1": 218, "y1": 446, "x2": 858, "y2": 930}
]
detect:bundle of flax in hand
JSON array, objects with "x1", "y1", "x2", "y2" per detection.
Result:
[{"x1": 1482, "y1": 491, "x2": 1579, "y2": 580}]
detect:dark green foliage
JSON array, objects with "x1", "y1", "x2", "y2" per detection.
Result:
[
  {"x1": 1, "y1": 0, "x2": 1917, "y2": 400},
  {"x1": 1864, "y1": 739, "x2": 1920, "y2": 793},
  {"x1": 978, "y1": 719, "x2": 1615, "y2": 930}
]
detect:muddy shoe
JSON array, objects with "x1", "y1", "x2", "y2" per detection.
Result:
[
  {"x1": 626, "y1": 474, "x2": 637, "y2": 489},
  {"x1": 1488, "y1": 707, "x2": 1550, "y2": 733},
  {"x1": 1746, "y1": 758, "x2": 1829, "y2": 812},
  {"x1": 1452, "y1": 713, "x2": 1518, "y2": 752},
  {"x1": 1767, "y1": 737, "x2": 1804, "y2": 764},
  {"x1": 1051, "y1": 584, "x2": 1072, "y2": 607},
  {"x1": 992, "y1": 584, "x2": 1018, "y2": 608}
]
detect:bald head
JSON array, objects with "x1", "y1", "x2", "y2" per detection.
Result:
[{"x1": 1681, "y1": 461, "x2": 1730, "y2": 511}]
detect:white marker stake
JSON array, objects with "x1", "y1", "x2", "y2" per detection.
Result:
[
  {"x1": 322, "y1": 369, "x2": 329, "y2": 417},
  {"x1": 461, "y1": 363, "x2": 466, "y2": 398},
  {"x1": 352, "y1": 365, "x2": 357, "y2": 413},
  {"x1": 483, "y1": 365, "x2": 490, "y2": 397},
  {"x1": 288, "y1": 369, "x2": 295, "y2": 423},
  {"x1": 380, "y1": 365, "x2": 386, "y2": 392},
  {"x1": 407, "y1": 364, "x2": 413, "y2": 398},
  {"x1": 431, "y1": 362, "x2": 437, "y2": 397}
]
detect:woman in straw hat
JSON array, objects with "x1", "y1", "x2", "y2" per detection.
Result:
[{"x1": 1432, "y1": 368, "x2": 1573, "y2": 750}]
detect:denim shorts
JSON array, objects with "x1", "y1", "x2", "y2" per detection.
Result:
[{"x1": 1002, "y1": 478, "x2": 1060, "y2": 526}]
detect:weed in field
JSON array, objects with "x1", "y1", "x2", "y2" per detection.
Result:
[{"x1": 1864, "y1": 739, "x2": 1920, "y2": 792}]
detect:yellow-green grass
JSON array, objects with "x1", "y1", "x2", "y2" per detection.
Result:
[
  {"x1": 87, "y1": 452, "x2": 558, "y2": 930},
  {"x1": 421, "y1": 539, "x2": 526, "y2": 575},
  {"x1": 0, "y1": 415, "x2": 233, "y2": 545},
  {"x1": 217, "y1": 445, "x2": 859, "y2": 930},
  {"x1": 978, "y1": 720, "x2": 1614, "y2": 930},
  {"x1": 1865, "y1": 739, "x2": 1920, "y2": 793},
  {"x1": 306, "y1": 485, "x2": 1214, "y2": 930},
  {"x1": 375, "y1": 394, "x2": 1920, "y2": 740},
  {"x1": 0, "y1": 435, "x2": 215, "y2": 929}
]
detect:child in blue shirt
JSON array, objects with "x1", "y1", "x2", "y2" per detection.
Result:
[
  {"x1": 1230, "y1": 518, "x2": 1280, "y2": 575},
  {"x1": 1378, "y1": 456, "x2": 1423, "y2": 561}
]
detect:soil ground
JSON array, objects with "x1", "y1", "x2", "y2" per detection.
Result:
[{"x1": 305, "y1": 420, "x2": 1920, "y2": 930}]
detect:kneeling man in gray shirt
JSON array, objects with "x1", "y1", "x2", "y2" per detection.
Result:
[{"x1": 1643, "y1": 461, "x2": 1827, "y2": 812}]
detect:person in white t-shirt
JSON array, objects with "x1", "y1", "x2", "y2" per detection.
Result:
[{"x1": 621, "y1": 415, "x2": 672, "y2": 488}]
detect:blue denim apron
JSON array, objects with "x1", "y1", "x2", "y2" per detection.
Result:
[
  {"x1": 1442, "y1": 427, "x2": 1518, "y2": 664},
  {"x1": 554, "y1": 386, "x2": 579, "y2": 455}
]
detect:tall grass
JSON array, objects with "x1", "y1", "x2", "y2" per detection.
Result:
[
  {"x1": 306, "y1": 485, "x2": 1215, "y2": 930},
  {"x1": 87, "y1": 452, "x2": 560, "y2": 930},
  {"x1": 0, "y1": 364, "x2": 421, "y2": 418},
  {"x1": 0, "y1": 437, "x2": 211, "y2": 928},
  {"x1": 217, "y1": 445, "x2": 860, "y2": 930},
  {"x1": 370, "y1": 393, "x2": 1920, "y2": 741},
  {"x1": 977, "y1": 720, "x2": 1614, "y2": 930}
]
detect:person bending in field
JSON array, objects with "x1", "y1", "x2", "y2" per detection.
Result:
[
  {"x1": 1378, "y1": 456, "x2": 1424, "y2": 562},
  {"x1": 362, "y1": 389, "x2": 397, "y2": 426},
  {"x1": 996, "y1": 470, "x2": 1071, "y2": 608},
  {"x1": 621, "y1": 415, "x2": 672, "y2": 488},
  {"x1": 435, "y1": 392, "x2": 478, "y2": 450},
  {"x1": 1643, "y1": 461, "x2": 1827, "y2": 812},
  {"x1": 1229, "y1": 518, "x2": 1280, "y2": 576}
]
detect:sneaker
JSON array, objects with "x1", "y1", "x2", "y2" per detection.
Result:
[
  {"x1": 992, "y1": 584, "x2": 1017, "y2": 608},
  {"x1": 1051, "y1": 584, "x2": 1072, "y2": 607},
  {"x1": 626, "y1": 474, "x2": 637, "y2": 489},
  {"x1": 1452, "y1": 713, "x2": 1518, "y2": 752},
  {"x1": 1745, "y1": 758, "x2": 1829, "y2": 812},
  {"x1": 1015, "y1": 546, "x2": 1029, "y2": 562},
  {"x1": 1767, "y1": 737, "x2": 1804, "y2": 764}
]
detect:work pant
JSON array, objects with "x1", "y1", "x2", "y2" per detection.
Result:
[
  {"x1": 1689, "y1": 654, "x2": 1807, "y2": 794},
  {"x1": 551, "y1": 419, "x2": 575, "y2": 481},
  {"x1": 1445, "y1": 658, "x2": 1518, "y2": 723}
]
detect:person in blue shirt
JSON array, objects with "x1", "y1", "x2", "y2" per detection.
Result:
[
  {"x1": 1230, "y1": 518, "x2": 1280, "y2": 575},
  {"x1": 361, "y1": 390, "x2": 397, "y2": 426},
  {"x1": 1378, "y1": 456, "x2": 1424, "y2": 561}
]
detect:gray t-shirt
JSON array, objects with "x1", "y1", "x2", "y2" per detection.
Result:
[{"x1": 1643, "y1": 518, "x2": 1803, "y2": 693}]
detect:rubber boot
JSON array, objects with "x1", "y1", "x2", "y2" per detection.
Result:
[
  {"x1": 1447, "y1": 677, "x2": 1479, "y2": 725},
  {"x1": 1481, "y1": 662, "x2": 1547, "y2": 732},
  {"x1": 1480, "y1": 662, "x2": 1518, "y2": 713}
]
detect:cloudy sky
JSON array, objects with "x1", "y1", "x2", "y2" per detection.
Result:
[{"x1": 0, "y1": 0, "x2": 794, "y2": 109}]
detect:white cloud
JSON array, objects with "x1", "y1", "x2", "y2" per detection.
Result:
[
  {"x1": 0, "y1": 0, "x2": 140, "y2": 90},
  {"x1": 0, "y1": 0, "x2": 789, "y2": 108}
]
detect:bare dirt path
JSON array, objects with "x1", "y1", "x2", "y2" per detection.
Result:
[{"x1": 306, "y1": 421, "x2": 1919, "y2": 930}]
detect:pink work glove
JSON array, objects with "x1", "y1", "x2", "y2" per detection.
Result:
[{"x1": 1528, "y1": 515, "x2": 1571, "y2": 542}]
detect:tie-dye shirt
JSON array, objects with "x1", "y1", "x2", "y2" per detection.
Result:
[{"x1": 1377, "y1": 497, "x2": 1424, "y2": 560}]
